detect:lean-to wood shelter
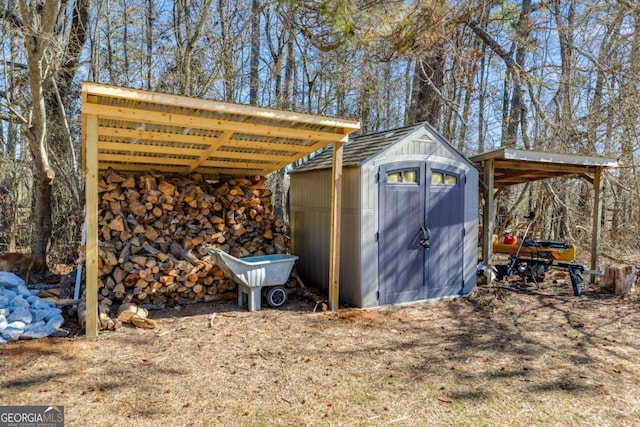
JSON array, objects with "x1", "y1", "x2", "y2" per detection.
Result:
[
  {"x1": 81, "y1": 82, "x2": 360, "y2": 337},
  {"x1": 469, "y1": 148, "x2": 618, "y2": 278}
]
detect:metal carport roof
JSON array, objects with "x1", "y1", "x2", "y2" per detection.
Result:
[{"x1": 469, "y1": 148, "x2": 619, "y2": 282}]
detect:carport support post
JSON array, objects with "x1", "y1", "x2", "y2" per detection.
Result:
[
  {"x1": 85, "y1": 114, "x2": 99, "y2": 337},
  {"x1": 590, "y1": 168, "x2": 603, "y2": 283},
  {"x1": 328, "y1": 138, "x2": 345, "y2": 311},
  {"x1": 481, "y1": 159, "x2": 495, "y2": 284}
]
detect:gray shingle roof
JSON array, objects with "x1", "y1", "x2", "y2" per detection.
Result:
[{"x1": 292, "y1": 122, "x2": 426, "y2": 172}]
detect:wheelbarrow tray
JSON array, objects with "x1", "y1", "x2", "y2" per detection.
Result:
[
  {"x1": 208, "y1": 248, "x2": 298, "y2": 288},
  {"x1": 208, "y1": 248, "x2": 298, "y2": 311}
]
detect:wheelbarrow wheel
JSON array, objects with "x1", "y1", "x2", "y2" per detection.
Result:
[{"x1": 266, "y1": 286, "x2": 288, "y2": 308}]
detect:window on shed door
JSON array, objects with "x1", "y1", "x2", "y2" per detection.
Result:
[
  {"x1": 387, "y1": 169, "x2": 418, "y2": 184},
  {"x1": 431, "y1": 171, "x2": 458, "y2": 186}
]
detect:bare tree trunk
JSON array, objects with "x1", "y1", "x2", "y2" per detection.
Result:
[
  {"x1": 123, "y1": 0, "x2": 130, "y2": 86},
  {"x1": 358, "y1": 76, "x2": 373, "y2": 134},
  {"x1": 504, "y1": 0, "x2": 532, "y2": 148},
  {"x1": 404, "y1": 58, "x2": 413, "y2": 126},
  {"x1": 16, "y1": 0, "x2": 90, "y2": 267},
  {"x1": 146, "y1": 0, "x2": 154, "y2": 89},
  {"x1": 218, "y1": 0, "x2": 235, "y2": 102},
  {"x1": 249, "y1": 0, "x2": 261, "y2": 105},
  {"x1": 1, "y1": 38, "x2": 20, "y2": 250},
  {"x1": 283, "y1": 25, "x2": 295, "y2": 109},
  {"x1": 265, "y1": 4, "x2": 285, "y2": 108},
  {"x1": 477, "y1": 42, "x2": 489, "y2": 153},
  {"x1": 618, "y1": 6, "x2": 640, "y2": 233},
  {"x1": 174, "y1": 0, "x2": 212, "y2": 96},
  {"x1": 105, "y1": 0, "x2": 116, "y2": 83},
  {"x1": 19, "y1": 0, "x2": 61, "y2": 267},
  {"x1": 408, "y1": 46, "x2": 445, "y2": 126}
]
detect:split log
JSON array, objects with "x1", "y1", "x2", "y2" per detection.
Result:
[{"x1": 90, "y1": 169, "x2": 294, "y2": 307}]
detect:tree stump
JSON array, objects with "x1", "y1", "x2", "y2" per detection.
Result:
[{"x1": 604, "y1": 264, "x2": 636, "y2": 295}]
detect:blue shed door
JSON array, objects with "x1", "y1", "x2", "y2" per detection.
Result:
[
  {"x1": 425, "y1": 166, "x2": 465, "y2": 298},
  {"x1": 378, "y1": 162, "x2": 465, "y2": 304},
  {"x1": 378, "y1": 162, "x2": 426, "y2": 304}
]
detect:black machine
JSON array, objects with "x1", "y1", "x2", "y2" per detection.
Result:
[
  {"x1": 492, "y1": 223, "x2": 599, "y2": 296},
  {"x1": 495, "y1": 256, "x2": 590, "y2": 296}
]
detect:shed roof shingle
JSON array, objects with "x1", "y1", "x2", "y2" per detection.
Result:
[{"x1": 292, "y1": 122, "x2": 426, "y2": 172}]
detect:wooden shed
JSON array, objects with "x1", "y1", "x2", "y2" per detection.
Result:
[
  {"x1": 290, "y1": 122, "x2": 479, "y2": 307},
  {"x1": 81, "y1": 82, "x2": 360, "y2": 336}
]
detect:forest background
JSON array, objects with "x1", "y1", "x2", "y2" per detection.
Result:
[{"x1": 0, "y1": 0, "x2": 636, "y2": 269}]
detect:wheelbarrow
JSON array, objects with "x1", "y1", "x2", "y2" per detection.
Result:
[{"x1": 207, "y1": 248, "x2": 298, "y2": 311}]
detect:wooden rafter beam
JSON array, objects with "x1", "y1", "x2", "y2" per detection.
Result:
[
  {"x1": 494, "y1": 168, "x2": 546, "y2": 181},
  {"x1": 201, "y1": 159, "x2": 277, "y2": 169},
  {"x1": 214, "y1": 150, "x2": 299, "y2": 163},
  {"x1": 98, "y1": 162, "x2": 267, "y2": 176},
  {"x1": 494, "y1": 160, "x2": 597, "y2": 175},
  {"x1": 578, "y1": 172, "x2": 594, "y2": 184},
  {"x1": 496, "y1": 171, "x2": 581, "y2": 184},
  {"x1": 187, "y1": 130, "x2": 233, "y2": 173}
]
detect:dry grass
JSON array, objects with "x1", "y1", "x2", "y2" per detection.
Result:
[{"x1": 1, "y1": 278, "x2": 639, "y2": 426}]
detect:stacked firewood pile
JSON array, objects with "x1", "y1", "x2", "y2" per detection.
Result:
[{"x1": 94, "y1": 168, "x2": 288, "y2": 307}]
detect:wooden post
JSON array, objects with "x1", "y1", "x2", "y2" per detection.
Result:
[
  {"x1": 328, "y1": 139, "x2": 345, "y2": 311},
  {"x1": 85, "y1": 114, "x2": 99, "y2": 337},
  {"x1": 481, "y1": 159, "x2": 495, "y2": 283},
  {"x1": 590, "y1": 167, "x2": 603, "y2": 284}
]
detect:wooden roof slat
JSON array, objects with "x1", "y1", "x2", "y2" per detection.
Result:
[
  {"x1": 215, "y1": 150, "x2": 299, "y2": 162},
  {"x1": 83, "y1": 103, "x2": 348, "y2": 143},
  {"x1": 98, "y1": 141, "x2": 205, "y2": 156},
  {"x1": 223, "y1": 138, "x2": 313, "y2": 153},
  {"x1": 83, "y1": 82, "x2": 361, "y2": 130},
  {"x1": 100, "y1": 153, "x2": 198, "y2": 166},
  {"x1": 99, "y1": 126, "x2": 213, "y2": 146}
]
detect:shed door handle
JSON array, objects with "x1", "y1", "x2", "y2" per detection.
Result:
[{"x1": 419, "y1": 226, "x2": 430, "y2": 249}]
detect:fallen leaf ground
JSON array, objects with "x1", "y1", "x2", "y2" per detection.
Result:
[{"x1": 1, "y1": 277, "x2": 639, "y2": 427}]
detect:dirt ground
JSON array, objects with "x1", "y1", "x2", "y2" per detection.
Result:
[{"x1": 1, "y1": 274, "x2": 639, "y2": 427}]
